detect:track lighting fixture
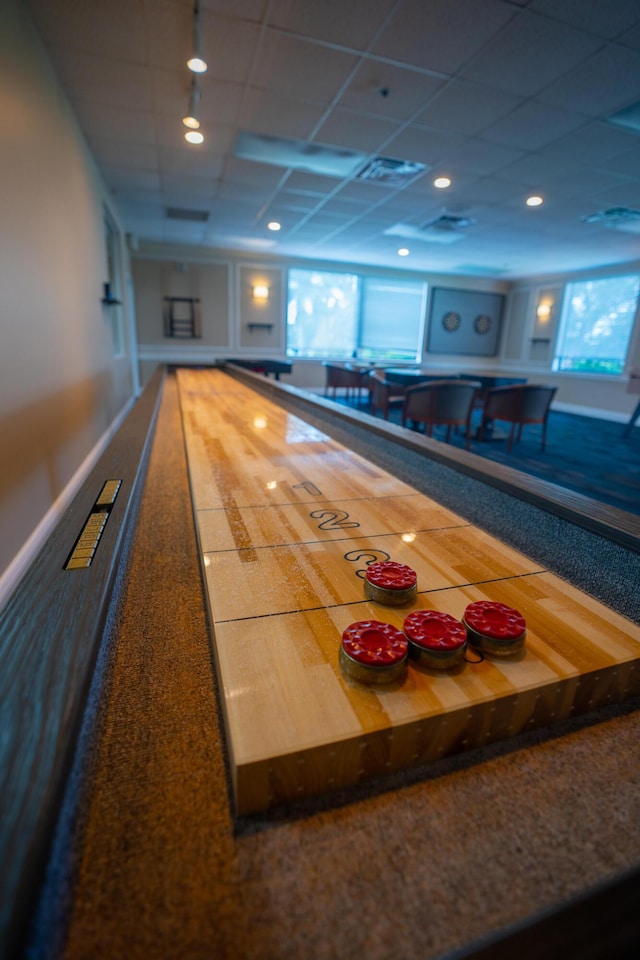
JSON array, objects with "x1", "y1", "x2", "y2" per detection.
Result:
[
  {"x1": 187, "y1": 1, "x2": 207, "y2": 73},
  {"x1": 183, "y1": 77, "x2": 201, "y2": 130}
]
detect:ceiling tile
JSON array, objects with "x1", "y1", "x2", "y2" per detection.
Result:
[
  {"x1": 251, "y1": 33, "x2": 360, "y2": 103},
  {"x1": 415, "y1": 79, "x2": 522, "y2": 135},
  {"x1": 238, "y1": 89, "x2": 328, "y2": 140},
  {"x1": 27, "y1": 0, "x2": 148, "y2": 61},
  {"x1": 495, "y1": 152, "x2": 577, "y2": 185},
  {"x1": 336, "y1": 60, "x2": 446, "y2": 122},
  {"x1": 538, "y1": 44, "x2": 640, "y2": 117},
  {"x1": 267, "y1": 0, "x2": 397, "y2": 50},
  {"x1": 101, "y1": 165, "x2": 162, "y2": 191},
  {"x1": 599, "y1": 144, "x2": 640, "y2": 178},
  {"x1": 71, "y1": 100, "x2": 158, "y2": 144},
  {"x1": 481, "y1": 100, "x2": 585, "y2": 150},
  {"x1": 441, "y1": 139, "x2": 524, "y2": 176},
  {"x1": 372, "y1": 0, "x2": 516, "y2": 75},
  {"x1": 159, "y1": 145, "x2": 226, "y2": 179},
  {"x1": 49, "y1": 50, "x2": 155, "y2": 110},
  {"x1": 529, "y1": 0, "x2": 640, "y2": 39},
  {"x1": 201, "y1": 0, "x2": 268, "y2": 22},
  {"x1": 313, "y1": 109, "x2": 401, "y2": 154},
  {"x1": 382, "y1": 125, "x2": 465, "y2": 165},
  {"x1": 460, "y1": 11, "x2": 603, "y2": 97},
  {"x1": 542, "y1": 120, "x2": 640, "y2": 164}
]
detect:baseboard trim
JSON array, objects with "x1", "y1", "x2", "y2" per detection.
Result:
[{"x1": 552, "y1": 401, "x2": 628, "y2": 423}]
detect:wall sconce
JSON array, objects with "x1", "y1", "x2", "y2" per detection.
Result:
[
  {"x1": 101, "y1": 282, "x2": 120, "y2": 305},
  {"x1": 252, "y1": 284, "x2": 270, "y2": 301},
  {"x1": 536, "y1": 299, "x2": 553, "y2": 322}
]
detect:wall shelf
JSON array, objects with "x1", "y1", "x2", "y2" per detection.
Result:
[{"x1": 248, "y1": 323, "x2": 273, "y2": 331}]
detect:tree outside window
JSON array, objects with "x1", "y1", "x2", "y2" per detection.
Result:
[
  {"x1": 553, "y1": 275, "x2": 640, "y2": 375},
  {"x1": 287, "y1": 270, "x2": 359, "y2": 358}
]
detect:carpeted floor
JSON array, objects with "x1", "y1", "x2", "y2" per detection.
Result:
[
  {"x1": 29, "y1": 372, "x2": 640, "y2": 960},
  {"x1": 337, "y1": 399, "x2": 640, "y2": 517}
]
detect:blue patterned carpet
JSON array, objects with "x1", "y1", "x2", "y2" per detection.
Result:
[{"x1": 339, "y1": 399, "x2": 640, "y2": 516}]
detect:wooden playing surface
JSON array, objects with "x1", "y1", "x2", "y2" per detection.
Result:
[{"x1": 176, "y1": 368, "x2": 640, "y2": 815}]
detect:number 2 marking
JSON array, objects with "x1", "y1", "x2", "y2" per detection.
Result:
[{"x1": 310, "y1": 509, "x2": 360, "y2": 530}]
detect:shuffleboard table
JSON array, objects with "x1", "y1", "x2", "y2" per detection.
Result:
[{"x1": 176, "y1": 368, "x2": 640, "y2": 815}]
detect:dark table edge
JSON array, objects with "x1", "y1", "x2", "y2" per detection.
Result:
[{"x1": 0, "y1": 365, "x2": 165, "y2": 960}]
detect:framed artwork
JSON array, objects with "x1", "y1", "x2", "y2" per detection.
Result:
[{"x1": 427, "y1": 288, "x2": 504, "y2": 355}]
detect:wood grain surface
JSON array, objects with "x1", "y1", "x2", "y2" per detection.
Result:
[{"x1": 177, "y1": 368, "x2": 640, "y2": 815}]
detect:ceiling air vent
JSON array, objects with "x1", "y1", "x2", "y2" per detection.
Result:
[
  {"x1": 385, "y1": 211, "x2": 475, "y2": 245},
  {"x1": 356, "y1": 156, "x2": 428, "y2": 186},
  {"x1": 582, "y1": 207, "x2": 640, "y2": 234},
  {"x1": 422, "y1": 213, "x2": 475, "y2": 231},
  {"x1": 165, "y1": 207, "x2": 209, "y2": 222}
]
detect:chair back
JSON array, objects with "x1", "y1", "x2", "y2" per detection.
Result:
[
  {"x1": 404, "y1": 380, "x2": 479, "y2": 421},
  {"x1": 484, "y1": 384, "x2": 556, "y2": 424},
  {"x1": 520, "y1": 385, "x2": 557, "y2": 422},
  {"x1": 368, "y1": 369, "x2": 405, "y2": 418},
  {"x1": 402, "y1": 380, "x2": 480, "y2": 448},
  {"x1": 482, "y1": 384, "x2": 557, "y2": 451}
]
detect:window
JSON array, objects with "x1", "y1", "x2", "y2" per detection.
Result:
[
  {"x1": 286, "y1": 269, "x2": 426, "y2": 360},
  {"x1": 553, "y1": 275, "x2": 640, "y2": 375},
  {"x1": 358, "y1": 277, "x2": 426, "y2": 361},
  {"x1": 287, "y1": 269, "x2": 359, "y2": 359}
]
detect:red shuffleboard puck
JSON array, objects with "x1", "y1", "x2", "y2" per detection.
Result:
[
  {"x1": 463, "y1": 601, "x2": 526, "y2": 657},
  {"x1": 364, "y1": 561, "x2": 417, "y2": 606},
  {"x1": 403, "y1": 610, "x2": 467, "y2": 669},
  {"x1": 340, "y1": 620, "x2": 408, "y2": 684}
]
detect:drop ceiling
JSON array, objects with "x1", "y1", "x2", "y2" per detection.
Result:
[{"x1": 26, "y1": 0, "x2": 640, "y2": 279}]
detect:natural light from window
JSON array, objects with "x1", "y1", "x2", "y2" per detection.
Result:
[
  {"x1": 553, "y1": 275, "x2": 640, "y2": 375},
  {"x1": 287, "y1": 269, "x2": 359, "y2": 359},
  {"x1": 287, "y1": 269, "x2": 426, "y2": 361}
]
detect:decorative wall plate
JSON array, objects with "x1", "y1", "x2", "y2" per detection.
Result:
[
  {"x1": 474, "y1": 314, "x2": 492, "y2": 335},
  {"x1": 442, "y1": 311, "x2": 461, "y2": 332}
]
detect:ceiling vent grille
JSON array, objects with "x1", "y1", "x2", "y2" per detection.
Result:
[
  {"x1": 421, "y1": 213, "x2": 476, "y2": 231},
  {"x1": 582, "y1": 207, "x2": 640, "y2": 224},
  {"x1": 582, "y1": 207, "x2": 640, "y2": 234},
  {"x1": 356, "y1": 156, "x2": 427, "y2": 186},
  {"x1": 165, "y1": 207, "x2": 209, "y2": 222}
]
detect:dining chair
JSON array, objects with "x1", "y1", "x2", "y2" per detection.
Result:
[
  {"x1": 368, "y1": 369, "x2": 406, "y2": 419},
  {"x1": 322, "y1": 362, "x2": 366, "y2": 402},
  {"x1": 401, "y1": 379, "x2": 481, "y2": 450},
  {"x1": 479, "y1": 384, "x2": 557, "y2": 452}
]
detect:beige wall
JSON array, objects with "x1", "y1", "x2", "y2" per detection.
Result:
[
  {"x1": 0, "y1": 0, "x2": 136, "y2": 590},
  {"x1": 133, "y1": 242, "x2": 640, "y2": 419}
]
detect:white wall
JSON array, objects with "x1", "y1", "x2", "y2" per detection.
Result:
[{"x1": 0, "y1": 0, "x2": 137, "y2": 599}]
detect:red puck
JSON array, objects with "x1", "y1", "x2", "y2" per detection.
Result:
[
  {"x1": 366, "y1": 561, "x2": 417, "y2": 591},
  {"x1": 340, "y1": 620, "x2": 408, "y2": 684},
  {"x1": 403, "y1": 610, "x2": 467, "y2": 669},
  {"x1": 364, "y1": 561, "x2": 417, "y2": 607},
  {"x1": 463, "y1": 601, "x2": 526, "y2": 657}
]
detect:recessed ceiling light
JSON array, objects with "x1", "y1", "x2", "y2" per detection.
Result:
[
  {"x1": 398, "y1": 247, "x2": 410, "y2": 256},
  {"x1": 184, "y1": 130, "x2": 204, "y2": 144},
  {"x1": 526, "y1": 195, "x2": 543, "y2": 207},
  {"x1": 434, "y1": 176, "x2": 451, "y2": 189},
  {"x1": 267, "y1": 221, "x2": 281, "y2": 231}
]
